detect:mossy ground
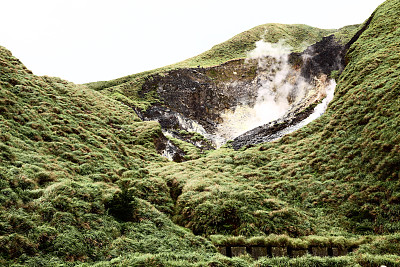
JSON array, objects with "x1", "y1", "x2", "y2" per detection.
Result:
[
  {"x1": 1, "y1": 0, "x2": 400, "y2": 266},
  {"x1": 148, "y1": 0, "x2": 400, "y2": 238},
  {"x1": 0, "y1": 46, "x2": 217, "y2": 265}
]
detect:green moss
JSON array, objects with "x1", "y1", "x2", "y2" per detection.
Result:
[
  {"x1": 1, "y1": 0, "x2": 400, "y2": 265},
  {"x1": 149, "y1": 0, "x2": 400, "y2": 242},
  {"x1": 0, "y1": 45, "x2": 215, "y2": 265},
  {"x1": 333, "y1": 24, "x2": 361, "y2": 44}
]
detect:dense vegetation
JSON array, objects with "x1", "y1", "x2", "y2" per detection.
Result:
[
  {"x1": 0, "y1": 47, "x2": 218, "y2": 265},
  {"x1": 150, "y1": 0, "x2": 400, "y2": 243},
  {"x1": 1, "y1": 0, "x2": 400, "y2": 266}
]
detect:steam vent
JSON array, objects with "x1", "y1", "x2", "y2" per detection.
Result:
[{"x1": 135, "y1": 35, "x2": 346, "y2": 158}]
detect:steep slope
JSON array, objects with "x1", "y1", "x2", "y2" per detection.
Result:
[
  {"x1": 150, "y1": 0, "x2": 400, "y2": 255},
  {"x1": 85, "y1": 24, "x2": 357, "y2": 155},
  {"x1": 0, "y1": 47, "x2": 222, "y2": 265},
  {"x1": 85, "y1": 24, "x2": 357, "y2": 106}
]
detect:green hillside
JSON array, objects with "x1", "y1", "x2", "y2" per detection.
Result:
[
  {"x1": 0, "y1": 47, "x2": 219, "y2": 265},
  {"x1": 85, "y1": 24, "x2": 358, "y2": 111},
  {"x1": 1, "y1": 0, "x2": 400, "y2": 266}
]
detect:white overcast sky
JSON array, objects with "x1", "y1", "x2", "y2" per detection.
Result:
[{"x1": 1, "y1": 0, "x2": 385, "y2": 84}]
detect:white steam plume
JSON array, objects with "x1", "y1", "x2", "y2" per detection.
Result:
[
  {"x1": 267, "y1": 79, "x2": 336, "y2": 141},
  {"x1": 216, "y1": 40, "x2": 313, "y2": 145},
  {"x1": 247, "y1": 39, "x2": 291, "y2": 62}
]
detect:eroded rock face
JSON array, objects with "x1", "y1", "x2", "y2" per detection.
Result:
[
  {"x1": 231, "y1": 75, "x2": 337, "y2": 149},
  {"x1": 154, "y1": 133, "x2": 186, "y2": 162},
  {"x1": 139, "y1": 59, "x2": 260, "y2": 134},
  {"x1": 231, "y1": 101, "x2": 319, "y2": 150},
  {"x1": 137, "y1": 35, "x2": 346, "y2": 152},
  {"x1": 290, "y1": 35, "x2": 346, "y2": 81},
  {"x1": 231, "y1": 36, "x2": 346, "y2": 149}
]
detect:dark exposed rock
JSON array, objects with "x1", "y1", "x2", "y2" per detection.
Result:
[
  {"x1": 301, "y1": 35, "x2": 346, "y2": 81},
  {"x1": 136, "y1": 105, "x2": 182, "y2": 130},
  {"x1": 139, "y1": 60, "x2": 260, "y2": 134},
  {"x1": 231, "y1": 36, "x2": 346, "y2": 149},
  {"x1": 135, "y1": 105, "x2": 214, "y2": 151},
  {"x1": 136, "y1": 35, "x2": 346, "y2": 153},
  {"x1": 136, "y1": 59, "x2": 263, "y2": 152},
  {"x1": 154, "y1": 133, "x2": 185, "y2": 162},
  {"x1": 289, "y1": 35, "x2": 346, "y2": 82},
  {"x1": 231, "y1": 101, "x2": 319, "y2": 150}
]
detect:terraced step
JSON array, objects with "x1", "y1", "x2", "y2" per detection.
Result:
[
  {"x1": 210, "y1": 234, "x2": 371, "y2": 259},
  {"x1": 216, "y1": 245, "x2": 356, "y2": 259}
]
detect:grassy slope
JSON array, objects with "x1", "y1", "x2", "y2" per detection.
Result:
[
  {"x1": 153, "y1": 0, "x2": 400, "y2": 235},
  {"x1": 85, "y1": 24, "x2": 358, "y2": 110},
  {"x1": 147, "y1": 0, "x2": 400, "y2": 262},
  {"x1": 0, "y1": 47, "x2": 225, "y2": 266},
  {"x1": 1, "y1": 0, "x2": 400, "y2": 265}
]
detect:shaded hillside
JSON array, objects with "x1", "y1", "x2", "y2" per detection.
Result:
[{"x1": 0, "y1": 46, "x2": 221, "y2": 265}]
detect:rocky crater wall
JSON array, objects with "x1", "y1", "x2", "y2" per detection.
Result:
[
  {"x1": 136, "y1": 35, "x2": 346, "y2": 153},
  {"x1": 139, "y1": 59, "x2": 260, "y2": 133}
]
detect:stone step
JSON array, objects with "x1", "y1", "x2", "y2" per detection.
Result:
[{"x1": 216, "y1": 245, "x2": 355, "y2": 259}]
